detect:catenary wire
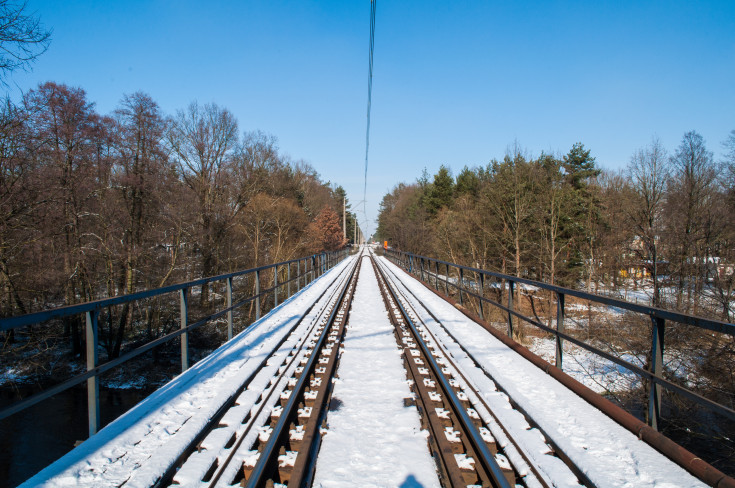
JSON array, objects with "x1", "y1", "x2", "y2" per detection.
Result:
[{"x1": 363, "y1": 0, "x2": 376, "y2": 237}]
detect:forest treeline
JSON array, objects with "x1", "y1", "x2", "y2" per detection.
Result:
[
  {"x1": 0, "y1": 81, "x2": 358, "y2": 328},
  {"x1": 378, "y1": 132, "x2": 735, "y2": 321}
]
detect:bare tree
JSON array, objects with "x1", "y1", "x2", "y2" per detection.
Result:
[
  {"x1": 484, "y1": 147, "x2": 538, "y2": 282},
  {"x1": 626, "y1": 137, "x2": 669, "y2": 307},
  {"x1": 24, "y1": 82, "x2": 102, "y2": 354},
  {"x1": 666, "y1": 131, "x2": 717, "y2": 312},
  {"x1": 723, "y1": 130, "x2": 735, "y2": 204},
  {"x1": 167, "y1": 101, "x2": 238, "y2": 304},
  {"x1": 0, "y1": 0, "x2": 51, "y2": 80},
  {"x1": 0, "y1": 96, "x2": 33, "y2": 336},
  {"x1": 536, "y1": 153, "x2": 574, "y2": 287},
  {"x1": 96, "y1": 92, "x2": 169, "y2": 358},
  {"x1": 596, "y1": 170, "x2": 634, "y2": 289}
]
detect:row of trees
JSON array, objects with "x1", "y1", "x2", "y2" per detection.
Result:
[
  {"x1": 378, "y1": 131, "x2": 735, "y2": 321},
  {"x1": 1, "y1": 81, "x2": 356, "y2": 355}
]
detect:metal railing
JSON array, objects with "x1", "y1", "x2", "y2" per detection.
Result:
[
  {"x1": 384, "y1": 248, "x2": 735, "y2": 431},
  {"x1": 0, "y1": 249, "x2": 349, "y2": 437}
]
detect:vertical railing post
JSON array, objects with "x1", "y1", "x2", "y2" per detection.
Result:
[
  {"x1": 420, "y1": 257, "x2": 425, "y2": 282},
  {"x1": 435, "y1": 261, "x2": 440, "y2": 290},
  {"x1": 556, "y1": 292, "x2": 565, "y2": 370},
  {"x1": 287, "y1": 262, "x2": 291, "y2": 298},
  {"x1": 274, "y1": 264, "x2": 279, "y2": 308},
  {"x1": 649, "y1": 316, "x2": 665, "y2": 431},
  {"x1": 459, "y1": 267, "x2": 464, "y2": 306},
  {"x1": 255, "y1": 270, "x2": 261, "y2": 320},
  {"x1": 478, "y1": 272, "x2": 485, "y2": 321},
  {"x1": 180, "y1": 288, "x2": 189, "y2": 372},
  {"x1": 297, "y1": 259, "x2": 301, "y2": 291},
  {"x1": 311, "y1": 256, "x2": 316, "y2": 282},
  {"x1": 85, "y1": 310, "x2": 100, "y2": 437},
  {"x1": 507, "y1": 281, "x2": 514, "y2": 339},
  {"x1": 226, "y1": 277, "x2": 233, "y2": 341},
  {"x1": 445, "y1": 263, "x2": 450, "y2": 295},
  {"x1": 408, "y1": 255, "x2": 413, "y2": 274}
]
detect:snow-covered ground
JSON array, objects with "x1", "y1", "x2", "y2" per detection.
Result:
[
  {"x1": 379, "y1": 255, "x2": 707, "y2": 488},
  {"x1": 18, "y1": 257, "x2": 356, "y2": 487},
  {"x1": 528, "y1": 337, "x2": 643, "y2": 394},
  {"x1": 313, "y1": 254, "x2": 440, "y2": 488}
]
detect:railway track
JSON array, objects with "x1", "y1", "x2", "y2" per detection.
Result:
[
  {"x1": 153, "y1": 255, "x2": 361, "y2": 488},
  {"x1": 370, "y1": 251, "x2": 589, "y2": 488},
  {"x1": 162, "y1": 251, "x2": 588, "y2": 488},
  {"x1": 147, "y1": 249, "x2": 696, "y2": 488}
]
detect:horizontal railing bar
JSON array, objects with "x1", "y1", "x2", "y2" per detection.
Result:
[
  {"x1": 388, "y1": 250, "x2": 735, "y2": 336},
  {"x1": 0, "y1": 305, "x2": 230, "y2": 421},
  {"x1": 0, "y1": 253, "x2": 330, "y2": 331}
]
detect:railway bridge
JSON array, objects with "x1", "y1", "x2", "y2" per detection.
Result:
[{"x1": 1, "y1": 248, "x2": 734, "y2": 487}]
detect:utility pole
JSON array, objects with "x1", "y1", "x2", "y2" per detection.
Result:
[{"x1": 343, "y1": 197, "x2": 346, "y2": 240}]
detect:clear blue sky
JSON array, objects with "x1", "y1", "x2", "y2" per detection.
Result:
[{"x1": 6, "y1": 0, "x2": 735, "y2": 238}]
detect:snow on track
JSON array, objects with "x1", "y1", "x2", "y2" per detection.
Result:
[
  {"x1": 379, "y1": 255, "x2": 706, "y2": 488},
  {"x1": 313, "y1": 254, "x2": 440, "y2": 488},
  {"x1": 20, "y1": 257, "x2": 356, "y2": 488}
]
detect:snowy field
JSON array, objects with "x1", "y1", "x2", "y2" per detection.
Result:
[{"x1": 528, "y1": 337, "x2": 643, "y2": 394}]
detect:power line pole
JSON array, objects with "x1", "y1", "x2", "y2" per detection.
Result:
[{"x1": 343, "y1": 197, "x2": 346, "y2": 239}]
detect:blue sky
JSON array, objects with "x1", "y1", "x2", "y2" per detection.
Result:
[{"x1": 6, "y1": 1, "x2": 735, "y2": 237}]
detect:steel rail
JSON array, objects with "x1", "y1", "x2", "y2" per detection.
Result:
[
  {"x1": 286, "y1": 259, "x2": 361, "y2": 487},
  {"x1": 203, "y1": 256, "x2": 357, "y2": 488},
  {"x1": 150, "y1": 259, "x2": 356, "y2": 487},
  {"x1": 377, "y1": 254, "x2": 593, "y2": 487},
  {"x1": 244, "y1": 255, "x2": 361, "y2": 488},
  {"x1": 371, "y1": 258, "x2": 469, "y2": 486},
  {"x1": 371, "y1": 253, "x2": 513, "y2": 488}
]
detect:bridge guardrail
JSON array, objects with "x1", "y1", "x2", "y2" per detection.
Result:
[
  {"x1": 383, "y1": 248, "x2": 735, "y2": 432},
  {"x1": 0, "y1": 249, "x2": 348, "y2": 438}
]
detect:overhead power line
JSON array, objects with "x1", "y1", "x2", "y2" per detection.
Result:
[{"x1": 363, "y1": 0, "x2": 376, "y2": 235}]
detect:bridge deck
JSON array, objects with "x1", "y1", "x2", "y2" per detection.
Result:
[{"x1": 20, "y1": 253, "x2": 706, "y2": 487}]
